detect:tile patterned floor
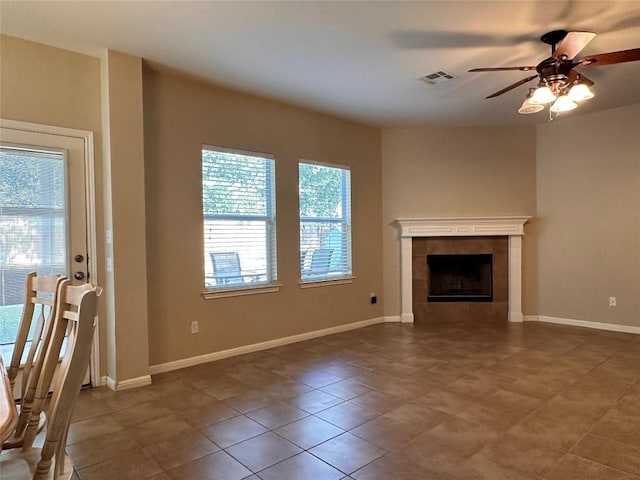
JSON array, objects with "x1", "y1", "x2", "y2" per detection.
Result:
[{"x1": 64, "y1": 319, "x2": 640, "y2": 479}]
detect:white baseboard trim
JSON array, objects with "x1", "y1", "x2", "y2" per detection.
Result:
[
  {"x1": 149, "y1": 317, "x2": 387, "y2": 375},
  {"x1": 383, "y1": 315, "x2": 401, "y2": 323},
  {"x1": 105, "y1": 376, "x2": 116, "y2": 391},
  {"x1": 524, "y1": 315, "x2": 640, "y2": 335},
  {"x1": 508, "y1": 312, "x2": 524, "y2": 323},
  {"x1": 94, "y1": 375, "x2": 107, "y2": 387},
  {"x1": 400, "y1": 313, "x2": 414, "y2": 323},
  {"x1": 105, "y1": 374, "x2": 152, "y2": 391}
]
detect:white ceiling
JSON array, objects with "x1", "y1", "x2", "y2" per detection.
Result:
[{"x1": 2, "y1": 1, "x2": 639, "y2": 127}]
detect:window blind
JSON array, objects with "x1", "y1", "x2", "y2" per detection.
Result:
[
  {"x1": 299, "y1": 162, "x2": 352, "y2": 282},
  {"x1": 202, "y1": 147, "x2": 276, "y2": 289},
  {"x1": 0, "y1": 147, "x2": 66, "y2": 347}
]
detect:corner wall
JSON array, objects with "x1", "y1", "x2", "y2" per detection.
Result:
[
  {"x1": 381, "y1": 125, "x2": 537, "y2": 318},
  {"x1": 535, "y1": 103, "x2": 640, "y2": 328}
]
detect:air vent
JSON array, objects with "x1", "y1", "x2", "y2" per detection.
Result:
[{"x1": 422, "y1": 71, "x2": 458, "y2": 85}]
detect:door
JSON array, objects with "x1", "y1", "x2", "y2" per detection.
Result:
[{"x1": 0, "y1": 126, "x2": 91, "y2": 386}]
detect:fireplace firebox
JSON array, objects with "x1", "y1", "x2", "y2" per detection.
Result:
[{"x1": 427, "y1": 253, "x2": 493, "y2": 302}]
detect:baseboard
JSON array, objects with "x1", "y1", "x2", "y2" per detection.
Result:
[
  {"x1": 508, "y1": 312, "x2": 524, "y2": 323},
  {"x1": 524, "y1": 315, "x2": 640, "y2": 335},
  {"x1": 383, "y1": 315, "x2": 401, "y2": 323},
  {"x1": 105, "y1": 376, "x2": 116, "y2": 391},
  {"x1": 149, "y1": 316, "x2": 387, "y2": 375},
  {"x1": 400, "y1": 313, "x2": 414, "y2": 323},
  {"x1": 94, "y1": 375, "x2": 107, "y2": 387},
  {"x1": 105, "y1": 374, "x2": 152, "y2": 391}
]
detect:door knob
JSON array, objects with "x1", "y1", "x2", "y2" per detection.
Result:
[
  {"x1": 74, "y1": 254, "x2": 85, "y2": 263},
  {"x1": 74, "y1": 272, "x2": 85, "y2": 281}
]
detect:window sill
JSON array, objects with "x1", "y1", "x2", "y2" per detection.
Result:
[
  {"x1": 202, "y1": 284, "x2": 281, "y2": 300},
  {"x1": 299, "y1": 276, "x2": 355, "y2": 289}
]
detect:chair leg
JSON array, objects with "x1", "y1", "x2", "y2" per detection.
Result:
[
  {"x1": 55, "y1": 417, "x2": 72, "y2": 478},
  {"x1": 33, "y1": 438, "x2": 57, "y2": 480},
  {"x1": 21, "y1": 401, "x2": 43, "y2": 451}
]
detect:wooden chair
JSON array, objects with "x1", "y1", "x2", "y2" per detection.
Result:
[
  {"x1": 3, "y1": 273, "x2": 66, "y2": 450},
  {"x1": 0, "y1": 280, "x2": 101, "y2": 480}
]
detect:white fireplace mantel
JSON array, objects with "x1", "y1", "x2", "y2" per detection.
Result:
[{"x1": 394, "y1": 216, "x2": 530, "y2": 324}]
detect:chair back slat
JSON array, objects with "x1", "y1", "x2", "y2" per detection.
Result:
[
  {"x1": 30, "y1": 297, "x2": 55, "y2": 307},
  {"x1": 7, "y1": 273, "x2": 64, "y2": 390},
  {"x1": 30, "y1": 275, "x2": 62, "y2": 294},
  {"x1": 19, "y1": 306, "x2": 46, "y2": 397}
]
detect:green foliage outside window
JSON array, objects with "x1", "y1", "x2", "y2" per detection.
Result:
[
  {"x1": 0, "y1": 151, "x2": 64, "y2": 208},
  {"x1": 202, "y1": 152, "x2": 343, "y2": 219},
  {"x1": 202, "y1": 150, "x2": 268, "y2": 215},
  {"x1": 299, "y1": 163, "x2": 343, "y2": 219}
]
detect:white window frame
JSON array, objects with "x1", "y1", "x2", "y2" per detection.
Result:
[
  {"x1": 201, "y1": 145, "x2": 279, "y2": 299},
  {"x1": 298, "y1": 160, "x2": 353, "y2": 287}
]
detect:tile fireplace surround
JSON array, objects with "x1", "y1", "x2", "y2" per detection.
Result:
[{"x1": 394, "y1": 217, "x2": 530, "y2": 324}]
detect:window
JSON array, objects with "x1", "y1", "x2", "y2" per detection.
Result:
[
  {"x1": 202, "y1": 146, "x2": 276, "y2": 291},
  {"x1": 299, "y1": 161, "x2": 352, "y2": 282},
  {"x1": 0, "y1": 147, "x2": 66, "y2": 362}
]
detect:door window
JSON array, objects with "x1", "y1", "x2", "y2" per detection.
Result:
[{"x1": 0, "y1": 147, "x2": 68, "y2": 361}]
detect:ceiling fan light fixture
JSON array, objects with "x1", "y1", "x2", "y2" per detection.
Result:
[
  {"x1": 518, "y1": 96, "x2": 545, "y2": 114},
  {"x1": 550, "y1": 94, "x2": 578, "y2": 112},
  {"x1": 530, "y1": 86, "x2": 557, "y2": 104},
  {"x1": 568, "y1": 83, "x2": 594, "y2": 101}
]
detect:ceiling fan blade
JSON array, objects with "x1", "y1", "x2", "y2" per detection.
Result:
[
  {"x1": 469, "y1": 66, "x2": 536, "y2": 72},
  {"x1": 577, "y1": 48, "x2": 640, "y2": 67},
  {"x1": 553, "y1": 31, "x2": 596, "y2": 60},
  {"x1": 486, "y1": 75, "x2": 538, "y2": 99},
  {"x1": 567, "y1": 70, "x2": 595, "y2": 86}
]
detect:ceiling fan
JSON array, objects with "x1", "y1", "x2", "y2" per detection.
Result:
[{"x1": 469, "y1": 30, "x2": 640, "y2": 114}]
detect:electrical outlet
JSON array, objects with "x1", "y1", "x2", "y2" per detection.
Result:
[
  {"x1": 370, "y1": 293, "x2": 377, "y2": 305},
  {"x1": 609, "y1": 296, "x2": 617, "y2": 307},
  {"x1": 191, "y1": 321, "x2": 199, "y2": 334}
]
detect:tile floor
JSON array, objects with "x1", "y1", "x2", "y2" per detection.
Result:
[{"x1": 64, "y1": 319, "x2": 640, "y2": 479}]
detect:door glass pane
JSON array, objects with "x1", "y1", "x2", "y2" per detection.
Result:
[{"x1": 0, "y1": 147, "x2": 67, "y2": 361}]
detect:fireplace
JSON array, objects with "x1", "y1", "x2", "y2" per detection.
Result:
[
  {"x1": 394, "y1": 217, "x2": 530, "y2": 323},
  {"x1": 427, "y1": 253, "x2": 493, "y2": 302}
]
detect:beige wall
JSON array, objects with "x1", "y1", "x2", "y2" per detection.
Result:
[
  {"x1": 381, "y1": 125, "x2": 537, "y2": 317},
  {"x1": 0, "y1": 35, "x2": 109, "y2": 373},
  {"x1": 0, "y1": 36, "x2": 102, "y2": 132},
  {"x1": 535, "y1": 103, "x2": 640, "y2": 326},
  {"x1": 143, "y1": 67, "x2": 383, "y2": 366}
]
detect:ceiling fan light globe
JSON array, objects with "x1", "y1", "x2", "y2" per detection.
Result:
[
  {"x1": 518, "y1": 98, "x2": 545, "y2": 114},
  {"x1": 550, "y1": 95, "x2": 578, "y2": 112},
  {"x1": 568, "y1": 83, "x2": 594, "y2": 101},
  {"x1": 530, "y1": 86, "x2": 557, "y2": 104}
]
